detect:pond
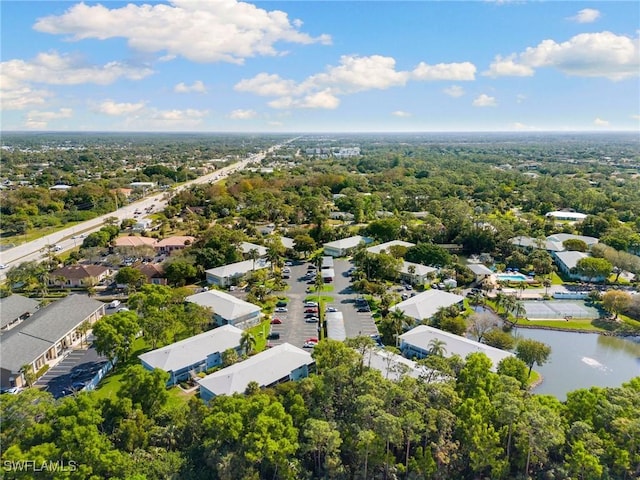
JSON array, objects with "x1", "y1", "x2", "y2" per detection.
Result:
[{"x1": 513, "y1": 328, "x2": 640, "y2": 400}]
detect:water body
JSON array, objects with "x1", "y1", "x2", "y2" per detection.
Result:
[{"x1": 512, "y1": 328, "x2": 640, "y2": 400}]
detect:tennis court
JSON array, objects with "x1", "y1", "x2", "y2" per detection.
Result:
[{"x1": 522, "y1": 300, "x2": 599, "y2": 320}]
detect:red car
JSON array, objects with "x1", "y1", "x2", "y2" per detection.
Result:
[
  {"x1": 271, "y1": 318, "x2": 283, "y2": 324},
  {"x1": 305, "y1": 337, "x2": 319, "y2": 344},
  {"x1": 304, "y1": 308, "x2": 318, "y2": 313}
]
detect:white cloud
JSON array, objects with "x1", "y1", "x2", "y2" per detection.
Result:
[
  {"x1": 516, "y1": 94, "x2": 527, "y2": 103},
  {"x1": 228, "y1": 109, "x2": 257, "y2": 120},
  {"x1": 97, "y1": 100, "x2": 146, "y2": 116},
  {"x1": 484, "y1": 31, "x2": 640, "y2": 80},
  {"x1": 443, "y1": 85, "x2": 465, "y2": 97},
  {"x1": 0, "y1": 51, "x2": 153, "y2": 111},
  {"x1": 236, "y1": 54, "x2": 477, "y2": 109},
  {"x1": 484, "y1": 55, "x2": 535, "y2": 77},
  {"x1": 174, "y1": 80, "x2": 207, "y2": 94},
  {"x1": 473, "y1": 94, "x2": 497, "y2": 107},
  {"x1": 392, "y1": 110, "x2": 412, "y2": 117},
  {"x1": 569, "y1": 8, "x2": 601, "y2": 24},
  {"x1": 631, "y1": 114, "x2": 640, "y2": 120},
  {"x1": 594, "y1": 117, "x2": 610, "y2": 126},
  {"x1": 411, "y1": 62, "x2": 476, "y2": 81},
  {"x1": 34, "y1": 0, "x2": 331, "y2": 64},
  {"x1": 24, "y1": 108, "x2": 73, "y2": 129}
]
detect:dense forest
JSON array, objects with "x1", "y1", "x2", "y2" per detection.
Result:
[{"x1": 2, "y1": 339, "x2": 639, "y2": 479}]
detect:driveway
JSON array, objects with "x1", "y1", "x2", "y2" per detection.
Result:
[{"x1": 271, "y1": 258, "x2": 379, "y2": 349}]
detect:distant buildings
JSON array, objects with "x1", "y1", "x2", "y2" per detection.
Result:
[{"x1": 545, "y1": 211, "x2": 588, "y2": 221}]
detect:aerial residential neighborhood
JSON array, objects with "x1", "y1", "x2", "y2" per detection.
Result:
[{"x1": 1, "y1": 0, "x2": 639, "y2": 476}]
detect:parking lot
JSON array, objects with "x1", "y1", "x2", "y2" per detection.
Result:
[
  {"x1": 268, "y1": 258, "x2": 379, "y2": 350},
  {"x1": 34, "y1": 344, "x2": 109, "y2": 399}
]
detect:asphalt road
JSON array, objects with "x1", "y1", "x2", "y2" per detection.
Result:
[
  {"x1": 0, "y1": 140, "x2": 295, "y2": 281},
  {"x1": 268, "y1": 258, "x2": 379, "y2": 350}
]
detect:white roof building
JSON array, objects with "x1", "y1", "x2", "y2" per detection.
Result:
[
  {"x1": 545, "y1": 211, "x2": 588, "y2": 221},
  {"x1": 186, "y1": 290, "x2": 262, "y2": 328},
  {"x1": 366, "y1": 240, "x2": 415, "y2": 255},
  {"x1": 399, "y1": 325, "x2": 514, "y2": 371},
  {"x1": 198, "y1": 343, "x2": 314, "y2": 401},
  {"x1": 240, "y1": 242, "x2": 268, "y2": 257},
  {"x1": 205, "y1": 259, "x2": 270, "y2": 287},
  {"x1": 362, "y1": 347, "x2": 441, "y2": 382},
  {"x1": 323, "y1": 235, "x2": 372, "y2": 257},
  {"x1": 391, "y1": 289, "x2": 464, "y2": 322},
  {"x1": 139, "y1": 325, "x2": 243, "y2": 386},
  {"x1": 400, "y1": 261, "x2": 438, "y2": 285},
  {"x1": 467, "y1": 263, "x2": 493, "y2": 280}
]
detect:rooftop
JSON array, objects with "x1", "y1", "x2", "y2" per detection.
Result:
[
  {"x1": 366, "y1": 240, "x2": 415, "y2": 255},
  {"x1": 51, "y1": 264, "x2": 109, "y2": 280},
  {"x1": 139, "y1": 325, "x2": 243, "y2": 372},
  {"x1": 186, "y1": 289, "x2": 261, "y2": 321},
  {"x1": 0, "y1": 294, "x2": 40, "y2": 329},
  {"x1": 205, "y1": 259, "x2": 270, "y2": 279},
  {"x1": 399, "y1": 325, "x2": 514, "y2": 371},
  {"x1": 197, "y1": 343, "x2": 313, "y2": 396},
  {"x1": 391, "y1": 289, "x2": 464, "y2": 321}
]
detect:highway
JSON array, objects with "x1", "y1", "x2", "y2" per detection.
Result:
[{"x1": 0, "y1": 139, "x2": 295, "y2": 280}]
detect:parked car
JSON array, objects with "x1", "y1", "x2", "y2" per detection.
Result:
[
  {"x1": 326, "y1": 307, "x2": 338, "y2": 312},
  {"x1": 305, "y1": 313, "x2": 318, "y2": 318},
  {"x1": 304, "y1": 308, "x2": 318, "y2": 314},
  {"x1": 107, "y1": 300, "x2": 121, "y2": 309},
  {"x1": 357, "y1": 306, "x2": 371, "y2": 313},
  {"x1": 0, "y1": 264, "x2": 6, "y2": 269},
  {"x1": 305, "y1": 317, "x2": 319, "y2": 323},
  {"x1": 304, "y1": 301, "x2": 318, "y2": 307},
  {"x1": 276, "y1": 300, "x2": 287, "y2": 307},
  {"x1": 275, "y1": 307, "x2": 288, "y2": 312},
  {"x1": 305, "y1": 337, "x2": 319, "y2": 343},
  {"x1": 267, "y1": 332, "x2": 280, "y2": 340},
  {"x1": 284, "y1": 261, "x2": 293, "y2": 266},
  {"x1": 302, "y1": 341, "x2": 317, "y2": 348},
  {"x1": 282, "y1": 267, "x2": 291, "y2": 273},
  {"x1": 271, "y1": 318, "x2": 283, "y2": 325}
]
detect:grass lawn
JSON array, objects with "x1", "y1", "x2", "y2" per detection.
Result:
[
  {"x1": 527, "y1": 369, "x2": 541, "y2": 388},
  {"x1": 549, "y1": 272, "x2": 564, "y2": 285},
  {"x1": 247, "y1": 318, "x2": 272, "y2": 352},
  {"x1": 91, "y1": 337, "x2": 151, "y2": 401},
  {"x1": 515, "y1": 318, "x2": 608, "y2": 332}
]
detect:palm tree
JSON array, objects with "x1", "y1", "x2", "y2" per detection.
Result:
[
  {"x1": 77, "y1": 320, "x2": 92, "y2": 347},
  {"x1": 248, "y1": 248, "x2": 260, "y2": 271},
  {"x1": 543, "y1": 277, "x2": 552, "y2": 297},
  {"x1": 389, "y1": 308, "x2": 413, "y2": 347},
  {"x1": 427, "y1": 338, "x2": 447, "y2": 357},
  {"x1": 240, "y1": 331, "x2": 257, "y2": 356}
]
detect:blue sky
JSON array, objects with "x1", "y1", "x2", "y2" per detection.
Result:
[{"x1": 1, "y1": 1, "x2": 639, "y2": 132}]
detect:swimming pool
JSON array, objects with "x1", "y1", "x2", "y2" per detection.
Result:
[{"x1": 495, "y1": 273, "x2": 528, "y2": 282}]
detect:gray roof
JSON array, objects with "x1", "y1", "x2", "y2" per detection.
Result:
[
  {"x1": 399, "y1": 325, "x2": 513, "y2": 371},
  {"x1": 546, "y1": 233, "x2": 598, "y2": 247},
  {"x1": 0, "y1": 295, "x2": 104, "y2": 373},
  {"x1": 391, "y1": 289, "x2": 464, "y2": 321},
  {"x1": 186, "y1": 290, "x2": 261, "y2": 321},
  {"x1": 401, "y1": 261, "x2": 437, "y2": 277},
  {"x1": 0, "y1": 295, "x2": 40, "y2": 329},
  {"x1": 362, "y1": 347, "x2": 439, "y2": 382},
  {"x1": 467, "y1": 263, "x2": 493, "y2": 276},
  {"x1": 198, "y1": 343, "x2": 313, "y2": 396},
  {"x1": 240, "y1": 242, "x2": 268, "y2": 257},
  {"x1": 139, "y1": 325, "x2": 243, "y2": 372},
  {"x1": 554, "y1": 250, "x2": 588, "y2": 270},
  {"x1": 324, "y1": 235, "x2": 372, "y2": 251},
  {"x1": 205, "y1": 259, "x2": 269, "y2": 280}
]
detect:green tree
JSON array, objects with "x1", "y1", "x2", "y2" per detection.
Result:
[
  {"x1": 482, "y1": 329, "x2": 516, "y2": 350},
  {"x1": 302, "y1": 418, "x2": 343, "y2": 477},
  {"x1": 240, "y1": 331, "x2": 257, "y2": 356},
  {"x1": 405, "y1": 243, "x2": 451, "y2": 267},
  {"x1": 293, "y1": 234, "x2": 317, "y2": 258},
  {"x1": 115, "y1": 266, "x2": 145, "y2": 291},
  {"x1": 515, "y1": 339, "x2": 551, "y2": 377},
  {"x1": 163, "y1": 259, "x2": 197, "y2": 286},
  {"x1": 92, "y1": 310, "x2": 140, "y2": 364},
  {"x1": 121, "y1": 365, "x2": 170, "y2": 417},
  {"x1": 574, "y1": 257, "x2": 613, "y2": 283},
  {"x1": 601, "y1": 290, "x2": 632, "y2": 320}
]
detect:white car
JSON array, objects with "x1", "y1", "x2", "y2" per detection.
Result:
[
  {"x1": 304, "y1": 316, "x2": 319, "y2": 323},
  {"x1": 275, "y1": 307, "x2": 288, "y2": 313},
  {"x1": 326, "y1": 307, "x2": 338, "y2": 313},
  {"x1": 304, "y1": 301, "x2": 318, "y2": 307},
  {"x1": 284, "y1": 261, "x2": 293, "y2": 266},
  {"x1": 0, "y1": 264, "x2": 7, "y2": 269},
  {"x1": 302, "y1": 341, "x2": 317, "y2": 348}
]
